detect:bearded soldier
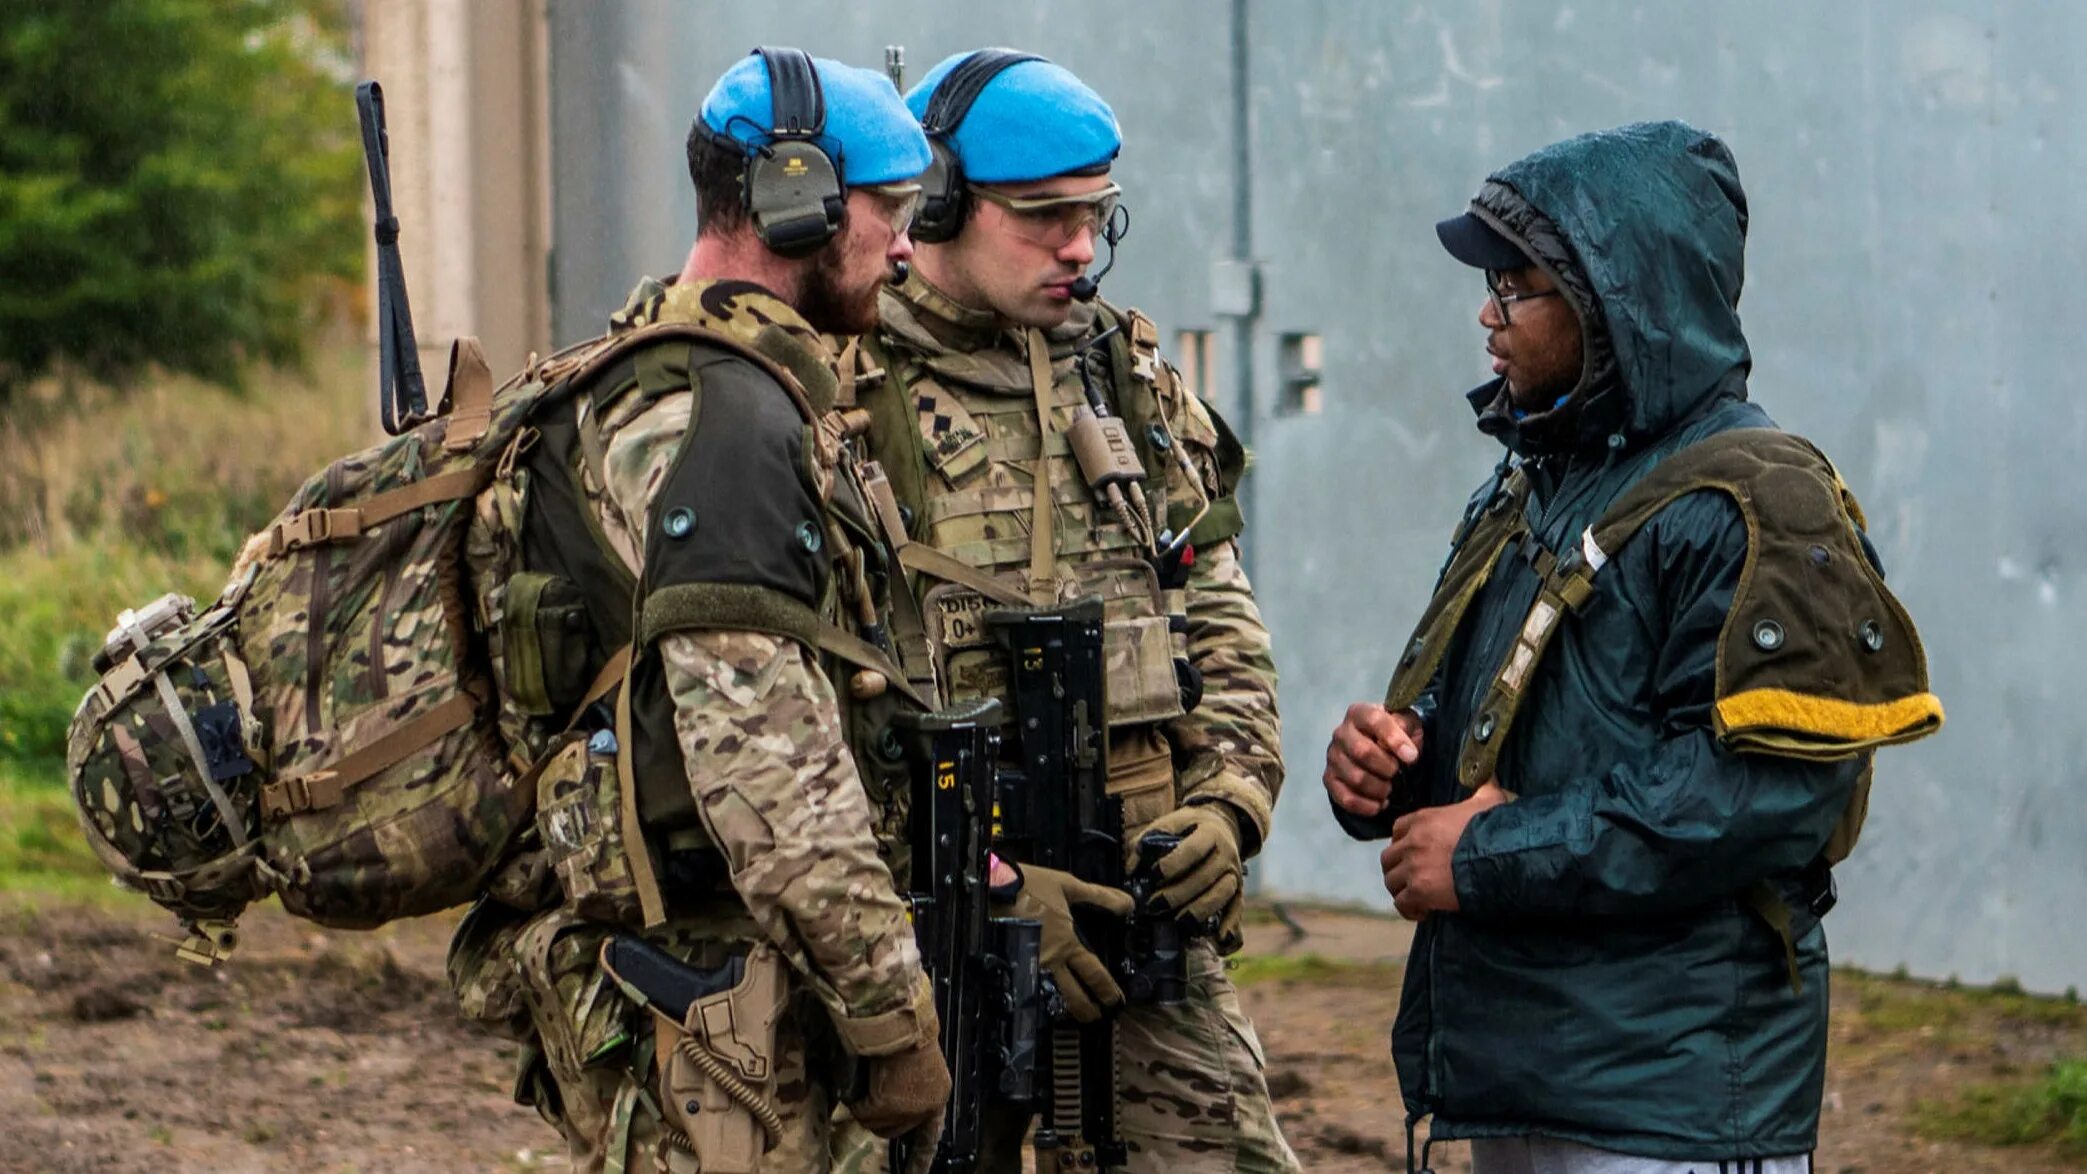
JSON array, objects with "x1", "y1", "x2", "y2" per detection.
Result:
[{"x1": 446, "y1": 50, "x2": 953, "y2": 1173}]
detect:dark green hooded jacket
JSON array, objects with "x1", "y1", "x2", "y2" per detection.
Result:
[{"x1": 1338, "y1": 121, "x2": 1862, "y2": 1159}]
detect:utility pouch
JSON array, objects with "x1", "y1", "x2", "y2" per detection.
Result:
[
  {"x1": 1081, "y1": 558, "x2": 1188, "y2": 729},
  {"x1": 502, "y1": 571, "x2": 601, "y2": 717},
  {"x1": 1066, "y1": 409, "x2": 1144, "y2": 495},
  {"x1": 537, "y1": 730, "x2": 642, "y2": 924},
  {"x1": 1106, "y1": 612, "x2": 1188, "y2": 727},
  {"x1": 602, "y1": 938, "x2": 788, "y2": 1174},
  {"x1": 515, "y1": 911, "x2": 639, "y2": 1094}
]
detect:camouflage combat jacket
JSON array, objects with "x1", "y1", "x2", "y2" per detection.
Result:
[
  {"x1": 578, "y1": 277, "x2": 932, "y2": 1057},
  {"x1": 858, "y1": 273, "x2": 1282, "y2": 849}
]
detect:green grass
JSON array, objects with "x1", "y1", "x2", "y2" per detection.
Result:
[
  {"x1": 1918, "y1": 1059, "x2": 2087, "y2": 1157},
  {"x1": 0, "y1": 758, "x2": 93, "y2": 872},
  {"x1": 0, "y1": 348, "x2": 366, "y2": 899},
  {"x1": 0, "y1": 345, "x2": 367, "y2": 775},
  {"x1": 1228, "y1": 951, "x2": 1401, "y2": 988},
  {"x1": 0, "y1": 757, "x2": 121, "y2": 895},
  {"x1": 1837, "y1": 967, "x2": 2087, "y2": 1036},
  {"x1": 0, "y1": 541, "x2": 233, "y2": 765}
]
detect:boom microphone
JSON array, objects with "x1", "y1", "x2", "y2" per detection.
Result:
[
  {"x1": 1068, "y1": 263, "x2": 1107, "y2": 303},
  {"x1": 1070, "y1": 202, "x2": 1130, "y2": 303}
]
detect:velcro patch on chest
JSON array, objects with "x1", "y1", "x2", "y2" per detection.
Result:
[
  {"x1": 914, "y1": 386, "x2": 987, "y2": 481},
  {"x1": 928, "y1": 585, "x2": 996, "y2": 652}
]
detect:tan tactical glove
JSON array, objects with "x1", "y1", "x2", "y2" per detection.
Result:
[
  {"x1": 996, "y1": 863, "x2": 1135, "y2": 1023},
  {"x1": 1138, "y1": 804, "x2": 1245, "y2": 932},
  {"x1": 849, "y1": 1017, "x2": 953, "y2": 1140}
]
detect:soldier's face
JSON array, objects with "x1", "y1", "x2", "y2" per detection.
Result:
[
  {"x1": 800, "y1": 188, "x2": 917, "y2": 335},
  {"x1": 930, "y1": 173, "x2": 1111, "y2": 328},
  {"x1": 1477, "y1": 264, "x2": 1583, "y2": 407}
]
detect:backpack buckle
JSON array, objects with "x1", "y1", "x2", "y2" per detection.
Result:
[
  {"x1": 260, "y1": 771, "x2": 344, "y2": 819},
  {"x1": 267, "y1": 509, "x2": 363, "y2": 558}
]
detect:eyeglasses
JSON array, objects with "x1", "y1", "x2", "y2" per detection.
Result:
[
  {"x1": 858, "y1": 182, "x2": 924, "y2": 237},
  {"x1": 969, "y1": 182, "x2": 1123, "y2": 249},
  {"x1": 1485, "y1": 269, "x2": 1562, "y2": 325}
]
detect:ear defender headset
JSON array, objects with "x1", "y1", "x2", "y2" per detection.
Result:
[
  {"x1": 910, "y1": 49, "x2": 1042, "y2": 243},
  {"x1": 740, "y1": 47, "x2": 846, "y2": 256}
]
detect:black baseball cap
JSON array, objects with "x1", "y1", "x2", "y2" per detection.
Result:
[{"x1": 1436, "y1": 210, "x2": 1531, "y2": 271}]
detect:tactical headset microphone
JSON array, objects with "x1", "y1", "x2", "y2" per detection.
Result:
[
  {"x1": 1069, "y1": 260, "x2": 1106, "y2": 302},
  {"x1": 1069, "y1": 201, "x2": 1129, "y2": 303}
]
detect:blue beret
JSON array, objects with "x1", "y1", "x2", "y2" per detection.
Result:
[
  {"x1": 905, "y1": 52, "x2": 1121, "y2": 184},
  {"x1": 700, "y1": 51, "x2": 932, "y2": 187}
]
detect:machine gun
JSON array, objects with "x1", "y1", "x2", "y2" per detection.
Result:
[
  {"x1": 984, "y1": 599, "x2": 1191, "y2": 1171},
  {"x1": 890, "y1": 699, "x2": 1044, "y2": 1174},
  {"x1": 888, "y1": 603, "x2": 1193, "y2": 1171},
  {"x1": 985, "y1": 600, "x2": 1122, "y2": 1170}
]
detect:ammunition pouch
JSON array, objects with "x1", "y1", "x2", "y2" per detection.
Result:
[{"x1": 500, "y1": 571, "x2": 604, "y2": 718}]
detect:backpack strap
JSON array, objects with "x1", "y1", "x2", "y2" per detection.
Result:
[
  {"x1": 614, "y1": 654, "x2": 669, "y2": 929},
  {"x1": 854, "y1": 334, "x2": 934, "y2": 540},
  {"x1": 259, "y1": 328, "x2": 736, "y2": 563},
  {"x1": 1450, "y1": 428, "x2": 1942, "y2": 791},
  {"x1": 1380, "y1": 469, "x2": 1534, "y2": 717},
  {"x1": 811, "y1": 625, "x2": 926, "y2": 709},
  {"x1": 1021, "y1": 326, "x2": 1060, "y2": 603},
  {"x1": 441, "y1": 337, "x2": 496, "y2": 452},
  {"x1": 261, "y1": 691, "x2": 481, "y2": 818},
  {"x1": 1446, "y1": 433, "x2": 1758, "y2": 790},
  {"x1": 261, "y1": 466, "x2": 490, "y2": 558}
]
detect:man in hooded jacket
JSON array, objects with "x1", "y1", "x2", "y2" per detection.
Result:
[{"x1": 1321, "y1": 121, "x2": 1940, "y2": 1173}]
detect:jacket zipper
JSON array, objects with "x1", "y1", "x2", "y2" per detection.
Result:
[{"x1": 1425, "y1": 923, "x2": 1445, "y2": 1111}]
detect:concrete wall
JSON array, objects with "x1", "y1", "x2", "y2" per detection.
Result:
[
  {"x1": 541, "y1": 1, "x2": 2081, "y2": 994},
  {"x1": 362, "y1": 0, "x2": 551, "y2": 384}
]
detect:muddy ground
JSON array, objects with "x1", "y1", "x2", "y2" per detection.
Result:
[{"x1": 0, "y1": 895, "x2": 2078, "y2": 1173}]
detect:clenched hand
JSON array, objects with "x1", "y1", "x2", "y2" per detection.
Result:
[
  {"x1": 1380, "y1": 779, "x2": 1511, "y2": 920},
  {"x1": 1324, "y1": 703, "x2": 1424, "y2": 817},
  {"x1": 996, "y1": 863, "x2": 1135, "y2": 1022}
]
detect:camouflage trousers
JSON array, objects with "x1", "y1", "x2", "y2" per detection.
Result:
[
  {"x1": 450, "y1": 899, "x2": 857, "y2": 1173},
  {"x1": 834, "y1": 940, "x2": 1300, "y2": 1173}
]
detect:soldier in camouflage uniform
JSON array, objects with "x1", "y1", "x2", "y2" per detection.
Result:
[
  {"x1": 837, "y1": 51, "x2": 1300, "y2": 1172},
  {"x1": 448, "y1": 51, "x2": 952, "y2": 1173}
]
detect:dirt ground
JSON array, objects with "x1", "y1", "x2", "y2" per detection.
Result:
[{"x1": 0, "y1": 895, "x2": 2078, "y2": 1174}]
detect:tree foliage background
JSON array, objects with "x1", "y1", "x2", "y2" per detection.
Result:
[{"x1": 0, "y1": 0, "x2": 363, "y2": 402}]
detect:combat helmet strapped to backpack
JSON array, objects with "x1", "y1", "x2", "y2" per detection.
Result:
[
  {"x1": 67, "y1": 340, "x2": 557, "y2": 963},
  {"x1": 68, "y1": 82, "x2": 615, "y2": 965}
]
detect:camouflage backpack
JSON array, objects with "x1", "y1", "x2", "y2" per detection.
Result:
[{"x1": 65, "y1": 335, "x2": 641, "y2": 964}]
